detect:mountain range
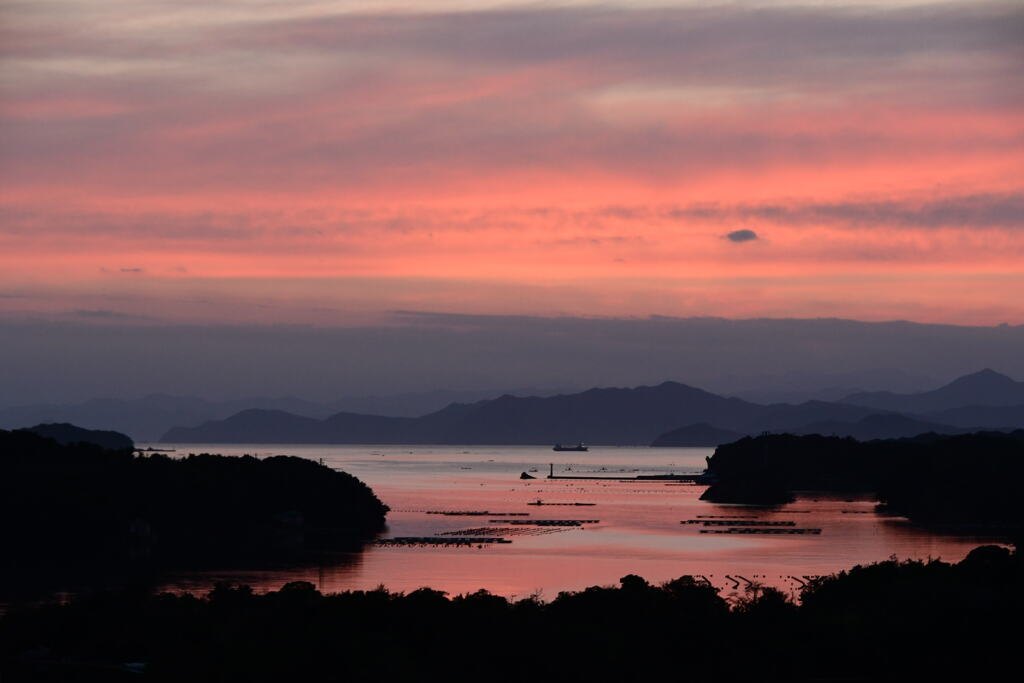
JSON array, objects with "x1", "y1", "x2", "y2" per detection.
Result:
[
  {"x1": 839, "y1": 367, "x2": 1024, "y2": 415},
  {"x1": 0, "y1": 389, "x2": 554, "y2": 442},
  {"x1": 160, "y1": 369, "x2": 1024, "y2": 446}
]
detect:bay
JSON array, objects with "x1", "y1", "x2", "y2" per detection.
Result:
[{"x1": 149, "y1": 443, "x2": 999, "y2": 600}]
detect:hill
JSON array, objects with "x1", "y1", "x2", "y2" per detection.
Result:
[
  {"x1": 0, "y1": 390, "x2": 547, "y2": 441},
  {"x1": 650, "y1": 423, "x2": 745, "y2": 447},
  {"x1": 163, "y1": 370, "x2": 1024, "y2": 446},
  {"x1": 790, "y1": 413, "x2": 963, "y2": 441},
  {"x1": 842, "y1": 368, "x2": 1024, "y2": 413},
  {"x1": 923, "y1": 403, "x2": 1024, "y2": 429},
  {"x1": 701, "y1": 430, "x2": 1024, "y2": 526},
  {"x1": 0, "y1": 429, "x2": 388, "y2": 571},
  {"x1": 23, "y1": 422, "x2": 134, "y2": 451},
  {"x1": 162, "y1": 381, "x2": 890, "y2": 445}
]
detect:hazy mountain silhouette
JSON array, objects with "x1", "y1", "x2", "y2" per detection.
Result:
[
  {"x1": 0, "y1": 389, "x2": 552, "y2": 441},
  {"x1": 841, "y1": 369, "x2": 1024, "y2": 413},
  {"x1": 23, "y1": 423, "x2": 134, "y2": 451},
  {"x1": 166, "y1": 409, "x2": 331, "y2": 444},
  {"x1": 0, "y1": 396, "x2": 333, "y2": 443},
  {"x1": 163, "y1": 381, "x2": 899, "y2": 445},
  {"x1": 8, "y1": 317, "x2": 1024, "y2": 412},
  {"x1": 650, "y1": 412, "x2": 972, "y2": 446},
  {"x1": 163, "y1": 370, "x2": 1024, "y2": 446},
  {"x1": 727, "y1": 367, "x2": 932, "y2": 404},
  {"x1": 650, "y1": 423, "x2": 745, "y2": 447},
  {"x1": 923, "y1": 404, "x2": 1024, "y2": 429},
  {"x1": 790, "y1": 413, "x2": 963, "y2": 441}
]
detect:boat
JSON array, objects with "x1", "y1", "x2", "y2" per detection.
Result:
[{"x1": 553, "y1": 443, "x2": 588, "y2": 452}]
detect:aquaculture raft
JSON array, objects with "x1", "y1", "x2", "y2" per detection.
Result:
[
  {"x1": 699, "y1": 528, "x2": 822, "y2": 535},
  {"x1": 489, "y1": 519, "x2": 599, "y2": 526},
  {"x1": 682, "y1": 519, "x2": 797, "y2": 527},
  {"x1": 376, "y1": 537, "x2": 513, "y2": 546}
]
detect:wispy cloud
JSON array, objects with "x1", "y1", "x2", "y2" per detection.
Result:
[
  {"x1": 71, "y1": 309, "x2": 151, "y2": 320},
  {"x1": 2, "y1": 2, "x2": 1021, "y2": 195},
  {"x1": 0, "y1": 1, "x2": 1021, "y2": 324}
]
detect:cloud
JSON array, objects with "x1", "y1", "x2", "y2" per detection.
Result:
[
  {"x1": 3, "y1": 192, "x2": 1022, "y2": 247},
  {"x1": 666, "y1": 193, "x2": 1024, "y2": 230},
  {"x1": 71, "y1": 309, "x2": 150, "y2": 320},
  {"x1": 0, "y1": 1, "x2": 1021, "y2": 328},
  {"x1": 1, "y1": 1, "x2": 1021, "y2": 197},
  {"x1": 120, "y1": 267, "x2": 144, "y2": 273},
  {"x1": 728, "y1": 193, "x2": 1024, "y2": 230},
  {"x1": 724, "y1": 229, "x2": 759, "y2": 243}
]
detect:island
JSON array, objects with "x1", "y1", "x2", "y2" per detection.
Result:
[
  {"x1": 0, "y1": 428, "x2": 388, "y2": 575},
  {"x1": 700, "y1": 431, "x2": 1024, "y2": 538}
]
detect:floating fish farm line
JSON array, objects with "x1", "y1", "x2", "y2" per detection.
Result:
[
  {"x1": 425, "y1": 511, "x2": 530, "y2": 516},
  {"x1": 375, "y1": 537, "x2": 513, "y2": 546},
  {"x1": 526, "y1": 501, "x2": 597, "y2": 506},
  {"x1": 682, "y1": 520, "x2": 797, "y2": 527},
  {"x1": 489, "y1": 519, "x2": 599, "y2": 526},
  {"x1": 438, "y1": 526, "x2": 570, "y2": 537},
  {"x1": 699, "y1": 528, "x2": 822, "y2": 535}
]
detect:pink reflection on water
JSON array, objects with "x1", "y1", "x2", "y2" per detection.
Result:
[{"x1": 154, "y1": 445, "x2": 1001, "y2": 600}]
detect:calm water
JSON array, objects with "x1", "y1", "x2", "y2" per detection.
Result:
[{"x1": 149, "y1": 444, "x2": 999, "y2": 600}]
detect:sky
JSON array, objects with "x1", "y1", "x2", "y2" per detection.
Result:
[
  {"x1": 2, "y1": 315, "x2": 1023, "y2": 406},
  {"x1": 1, "y1": 0, "x2": 1022, "y2": 329}
]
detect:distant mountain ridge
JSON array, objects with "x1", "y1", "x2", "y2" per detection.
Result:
[
  {"x1": 159, "y1": 380, "x2": 973, "y2": 446},
  {"x1": 0, "y1": 389, "x2": 554, "y2": 441},
  {"x1": 14, "y1": 369, "x2": 1023, "y2": 444},
  {"x1": 790, "y1": 413, "x2": 964, "y2": 442},
  {"x1": 161, "y1": 370, "x2": 1024, "y2": 446},
  {"x1": 841, "y1": 369, "x2": 1024, "y2": 413},
  {"x1": 650, "y1": 423, "x2": 745, "y2": 447}
]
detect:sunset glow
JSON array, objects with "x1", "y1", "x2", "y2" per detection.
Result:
[{"x1": 2, "y1": 0, "x2": 1022, "y2": 325}]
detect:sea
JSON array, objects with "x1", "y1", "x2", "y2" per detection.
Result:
[{"x1": 144, "y1": 443, "x2": 1001, "y2": 602}]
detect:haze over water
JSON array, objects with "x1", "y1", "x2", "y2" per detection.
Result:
[{"x1": 151, "y1": 444, "x2": 996, "y2": 599}]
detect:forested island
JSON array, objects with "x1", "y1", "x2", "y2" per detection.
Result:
[
  {"x1": 2, "y1": 545, "x2": 1019, "y2": 681},
  {"x1": 702, "y1": 430, "x2": 1024, "y2": 537},
  {"x1": 0, "y1": 429, "x2": 388, "y2": 576}
]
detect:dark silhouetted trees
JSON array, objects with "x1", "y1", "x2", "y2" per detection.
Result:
[
  {"x1": 702, "y1": 431, "x2": 1024, "y2": 534},
  {"x1": 0, "y1": 430, "x2": 388, "y2": 575},
  {"x1": 2, "y1": 546, "x2": 1020, "y2": 681}
]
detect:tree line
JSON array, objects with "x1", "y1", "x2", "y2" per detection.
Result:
[{"x1": 2, "y1": 545, "x2": 1019, "y2": 681}]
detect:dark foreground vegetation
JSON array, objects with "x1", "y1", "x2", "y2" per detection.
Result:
[
  {"x1": 1, "y1": 545, "x2": 1019, "y2": 682},
  {"x1": 702, "y1": 430, "x2": 1024, "y2": 533},
  {"x1": 0, "y1": 429, "x2": 388, "y2": 576}
]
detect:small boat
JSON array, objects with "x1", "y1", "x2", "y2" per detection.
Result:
[{"x1": 553, "y1": 442, "x2": 588, "y2": 452}]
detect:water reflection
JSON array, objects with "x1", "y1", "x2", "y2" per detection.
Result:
[
  {"x1": 158, "y1": 551, "x2": 367, "y2": 597},
  {"x1": 0, "y1": 548, "x2": 369, "y2": 612},
  {"x1": 138, "y1": 444, "x2": 1000, "y2": 599}
]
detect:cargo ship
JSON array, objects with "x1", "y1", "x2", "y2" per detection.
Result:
[{"x1": 553, "y1": 442, "x2": 588, "y2": 452}]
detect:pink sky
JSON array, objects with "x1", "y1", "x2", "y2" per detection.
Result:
[{"x1": 2, "y1": 0, "x2": 1022, "y2": 325}]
